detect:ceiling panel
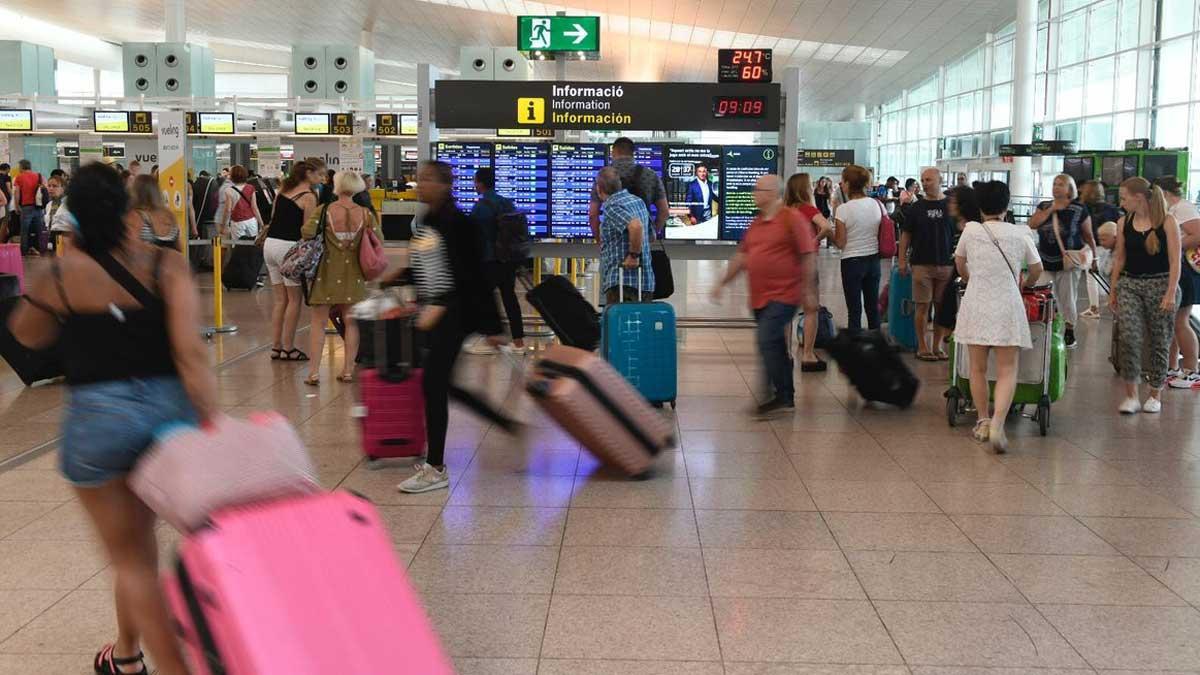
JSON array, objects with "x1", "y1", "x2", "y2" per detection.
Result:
[{"x1": 1, "y1": 0, "x2": 1014, "y2": 118}]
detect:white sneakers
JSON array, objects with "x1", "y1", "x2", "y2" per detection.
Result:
[
  {"x1": 398, "y1": 462, "x2": 450, "y2": 493},
  {"x1": 1119, "y1": 396, "x2": 1162, "y2": 414},
  {"x1": 1168, "y1": 371, "x2": 1200, "y2": 390}
]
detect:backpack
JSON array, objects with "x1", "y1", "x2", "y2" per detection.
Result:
[
  {"x1": 621, "y1": 165, "x2": 653, "y2": 208},
  {"x1": 495, "y1": 210, "x2": 531, "y2": 263},
  {"x1": 251, "y1": 177, "x2": 275, "y2": 224},
  {"x1": 192, "y1": 176, "x2": 220, "y2": 226}
]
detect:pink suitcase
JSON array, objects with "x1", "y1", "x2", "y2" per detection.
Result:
[
  {"x1": 163, "y1": 491, "x2": 453, "y2": 675},
  {"x1": 528, "y1": 345, "x2": 675, "y2": 477},
  {"x1": 0, "y1": 244, "x2": 23, "y2": 293},
  {"x1": 130, "y1": 412, "x2": 319, "y2": 532},
  {"x1": 360, "y1": 367, "x2": 426, "y2": 461}
]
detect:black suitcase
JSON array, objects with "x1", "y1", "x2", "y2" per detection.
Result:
[
  {"x1": 525, "y1": 274, "x2": 600, "y2": 351},
  {"x1": 826, "y1": 329, "x2": 919, "y2": 408},
  {"x1": 222, "y1": 237, "x2": 263, "y2": 290},
  {"x1": 0, "y1": 296, "x2": 64, "y2": 386},
  {"x1": 0, "y1": 274, "x2": 20, "y2": 300},
  {"x1": 355, "y1": 317, "x2": 421, "y2": 369}
]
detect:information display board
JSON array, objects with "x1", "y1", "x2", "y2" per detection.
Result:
[
  {"x1": 0, "y1": 109, "x2": 33, "y2": 132},
  {"x1": 197, "y1": 112, "x2": 235, "y2": 134},
  {"x1": 630, "y1": 144, "x2": 665, "y2": 229},
  {"x1": 721, "y1": 145, "x2": 781, "y2": 241},
  {"x1": 717, "y1": 49, "x2": 773, "y2": 83},
  {"x1": 95, "y1": 111, "x2": 153, "y2": 134},
  {"x1": 663, "y1": 145, "x2": 722, "y2": 240},
  {"x1": 376, "y1": 114, "x2": 418, "y2": 136},
  {"x1": 549, "y1": 143, "x2": 606, "y2": 238},
  {"x1": 295, "y1": 113, "x2": 331, "y2": 135},
  {"x1": 435, "y1": 142, "x2": 493, "y2": 212},
  {"x1": 495, "y1": 143, "x2": 550, "y2": 238}
]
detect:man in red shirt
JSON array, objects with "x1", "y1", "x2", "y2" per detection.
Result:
[
  {"x1": 12, "y1": 160, "x2": 45, "y2": 256},
  {"x1": 712, "y1": 174, "x2": 819, "y2": 417}
]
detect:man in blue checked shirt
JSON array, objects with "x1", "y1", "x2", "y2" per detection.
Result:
[{"x1": 595, "y1": 167, "x2": 655, "y2": 304}]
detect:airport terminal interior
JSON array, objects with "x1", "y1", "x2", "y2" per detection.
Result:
[{"x1": 3, "y1": 0, "x2": 1200, "y2": 672}]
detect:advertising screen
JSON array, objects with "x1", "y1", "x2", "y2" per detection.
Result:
[
  {"x1": 495, "y1": 143, "x2": 550, "y2": 238},
  {"x1": 435, "y1": 142, "x2": 493, "y2": 212},
  {"x1": 198, "y1": 112, "x2": 235, "y2": 134},
  {"x1": 663, "y1": 145, "x2": 722, "y2": 240},
  {"x1": 94, "y1": 111, "x2": 131, "y2": 133},
  {"x1": 295, "y1": 113, "x2": 331, "y2": 135},
  {"x1": 721, "y1": 145, "x2": 781, "y2": 241},
  {"x1": 0, "y1": 109, "x2": 33, "y2": 132},
  {"x1": 549, "y1": 143, "x2": 606, "y2": 238}
]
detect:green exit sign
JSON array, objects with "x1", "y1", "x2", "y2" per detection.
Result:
[{"x1": 517, "y1": 16, "x2": 601, "y2": 52}]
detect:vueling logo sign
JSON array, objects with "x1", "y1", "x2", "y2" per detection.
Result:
[{"x1": 518, "y1": 98, "x2": 545, "y2": 125}]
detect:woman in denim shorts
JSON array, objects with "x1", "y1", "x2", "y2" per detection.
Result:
[{"x1": 9, "y1": 163, "x2": 216, "y2": 675}]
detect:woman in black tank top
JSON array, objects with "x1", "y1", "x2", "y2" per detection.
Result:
[
  {"x1": 8, "y1": 163, "x2": 217, "y2": 675},
  {"x1": 261, "y1": 161, "x2": 322, "y2": 361},
  {"x1": 1110, "y1": 177, "x2": 1182, "y2": 414}
]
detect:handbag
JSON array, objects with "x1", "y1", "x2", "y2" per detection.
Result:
[
  {"x1": 1052, "y1": 211, "x2": 1094, "y2": 271},
  {"x1": 280, "y1": 204, "x2": 328, "y2": 284},
  {"x1": 359, "y1": 219, "x2": 388, "y2": 281},
  {"x1": 129, "y1": 412, "x2": 319, "y2": 532},
  {"x1": 649, "y1": 226, "x2": 674, "y2": 299},
  {"x1": 1188, "y1": 246, "x2": 1200, "y2": 274},
  {"x1": 876, "y1": 199, "x2": 897, "y2": 258}
]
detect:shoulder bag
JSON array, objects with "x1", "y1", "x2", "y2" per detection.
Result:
[
  {"x1": 876, "y1": 198, "x2": 898, "y2": 258},
  {"x1": 279, "y1": 204, "x2": 328, "y2": 284},
  {"x1": 981, "y1": 221, "x2": 1046, "y2": 322},
  {"x1": 358, "y1": 212, "x2": 388, "y2": 281},
  {"x1": 1052, "y1": 210, "x2": 1093, "y2": 271}
]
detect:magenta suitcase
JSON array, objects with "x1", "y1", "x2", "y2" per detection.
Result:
[
  {"x1": 359, "y1": 367, "x2": 426, "y2": 461},
  {"x1": 0, "y1": 244, "x2": 23, "y2": 294},
  {"x1": 164, "y1": 491, "x2": 453, "y2": 675}
]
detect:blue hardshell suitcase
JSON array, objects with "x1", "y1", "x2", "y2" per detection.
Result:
[
  {"x1": 886, "y1": 265, "x2": 918, "y2": 351},
  {"x1": 601, "y1": 280, "x2": 677, "y2": 408}
]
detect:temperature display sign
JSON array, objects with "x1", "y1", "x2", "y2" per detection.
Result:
[{"x1": 717, "y1": 49, "x2": 772, "y2": 83}]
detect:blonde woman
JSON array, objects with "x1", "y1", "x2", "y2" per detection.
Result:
[
  {"x1": 302, "y1": 170, "x2": 383, "y2": 386},
  {"x1": 129, "y1": 174, "x2": 179, "y2": 249},
  {"x1": 1027, "y1": 174, "x2": 1096, "y2": 348},
  {"x1": 1110, "y1": 177, "x2": 1182, "y2": 414}
]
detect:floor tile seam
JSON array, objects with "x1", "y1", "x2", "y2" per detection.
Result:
[
  {"x1": 0, "y1": 501, "x2": 78, "y2": 542},
  {"x1": 1063, "y1": 513, "x2": 1199, "y2": 610},
  {"x1": 686, "y1": 468, "x2": 728, "y2": 668},
  {"x1": 536, "y1": 460, "x2": 579, "y2": 667},
  {"x1": 810, "y1": 507, "x2": 910, "y2": 668},
  {"x1": 0, "y1": 555, "x2": 116, "y2": 652}
]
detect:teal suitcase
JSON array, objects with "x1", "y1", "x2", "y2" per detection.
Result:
[{"x1": 602, "y1": 284, "x2": 677, "y2": 408}]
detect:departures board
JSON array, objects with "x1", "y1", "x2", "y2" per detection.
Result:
[{"x1": 434, "y1": 141, "x2": 778, "y2": 241}]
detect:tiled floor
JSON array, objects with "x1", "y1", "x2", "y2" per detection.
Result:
[{"x1": 1, "y1": 253, "x2": 1200, "y2": 674}]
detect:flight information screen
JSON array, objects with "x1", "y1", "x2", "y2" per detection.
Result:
[
  {"x1": 495, "y1": 142, "x2": 550, "y2": 238},
  {"x1": 720, "y1": 145, "x2": 780, "y2": 241},
  {"x1": 549, "y1": 143, "x2": 606, "y2": 238},
  {"x1": 629, "y1": 143, "x2": 665, "y2": 234},
  {"x1": 435, "y1": 142, "x2": 493, "y2": 212}
]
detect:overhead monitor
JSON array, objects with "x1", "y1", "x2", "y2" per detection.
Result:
[
  {"x1": 629, "y1": 143, "x2": 665, "y2": 232},
  {"x1": 94, "y1": 110, "x2": 153, "y2": 134},
  {"x1": 400, "y1": 114, "x2": 418, "y2": 135},
  {"x1": 1062, "y1": 156, "x2": 1093, "y2": 186},
  {"x1": 435, "y1": 142, "x2": 493, "y2": 212},
  {"x1": 375, "y1": 114, "x2": 418, "y2": 136},
  {"x1": 0, "y1": 109, "x2": 33, "y2": 132},
  {"x1": 295, "y1": 113, "x2": 331, "y2": 135},
  {"x1": 1101, "y1": 155, "x2": 1137, "y2": 186},
  {"x1": 495, "y1": 143, "x2": 550, "y2": 238},
  {"x1": 197, "y1": 112, "x2": 235, "y2": 134},
  {"x1": 721, "y1": 145, "x2": 781, "y2": 241},
  {"x1": 549, "y1": 143, "x2": 606, "y2": 238},
  {"x1": 663, "y1": 145, "x2": 722, "y2": 240}
]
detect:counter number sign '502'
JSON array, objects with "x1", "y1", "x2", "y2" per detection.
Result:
[{"x1": 718, "y1": 49, "x2": 772, "y2": 83}]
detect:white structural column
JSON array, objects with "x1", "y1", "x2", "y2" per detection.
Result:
[
  {"x1": 1010, "y1": 0, "x2": 1037, "y2": 198},
  {"x1": 165, "y1": 0, "x2": 186, "y2": 42},
  {"x1": 782, "y1": 67, "x2": 801, "y2": 180},
  {"x1": 853, "y1": 103, "x2": 867, "y2": 122}
]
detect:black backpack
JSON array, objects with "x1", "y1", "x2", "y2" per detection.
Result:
[
  {"x1": 621, "y1": 165, "x2": 652, "y2": 208},
  {"x1": 192, "y1": 176, "x2": 220, "y2": 226},
  {"x1": 495, "y1": 209, "x2": 531, "y2": 263}
]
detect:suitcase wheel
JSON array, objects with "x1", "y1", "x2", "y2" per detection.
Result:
[{"x1": 670, "y1": 400, "x2": 676, "y2": 410}]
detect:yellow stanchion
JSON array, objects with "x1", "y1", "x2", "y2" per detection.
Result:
[
  {"x1": 568, "y1": 258, "x2": 577, "y2": 286},
  {"x1": 554, "y1": 259, "x2": 562, "y2": 276},
  {"x1": 203, "y1": 237, "x2": 238, "y2": 338},
  {"x1": 533, "y1": 257, "x2": 542, "y2": 285},
  {"x1": 55, "y1": 233, "x2": 64, "y2": 257}
]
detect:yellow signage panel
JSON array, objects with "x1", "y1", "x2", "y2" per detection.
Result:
[
  {"x1": 94, "y1": 111, "x2": 131, "y2": 133},
  {"x1": 295, "y1": 113, "x2": 331, "y2": 135},
  {"x1": 198, "y1": 112, "x2": 235, "y2": 134},
  {"x1": 517, "y1": 98, "x2": 545, "y2": 125},
  {"x1": 0, "y1": 109, "x2": 33, "y2": 132}
]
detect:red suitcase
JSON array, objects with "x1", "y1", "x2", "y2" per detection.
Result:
[
  {"x1": 358, "y1": 316, "x2": 426, "y2": 461},
  {"x1": 163, "y1": 491, "x2": 453, "y2": 675},
  {"x1": 527, "y1": 345, "x2": 675, "y2": 478}
]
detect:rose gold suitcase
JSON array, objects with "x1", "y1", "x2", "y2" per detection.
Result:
[{"x1": 527, "y1": 345, "x2": 674, "y2": 477}]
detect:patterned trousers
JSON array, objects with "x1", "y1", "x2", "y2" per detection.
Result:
[{"x1": 1117, "y1": 275, "x2": 1180, "y2": 388}]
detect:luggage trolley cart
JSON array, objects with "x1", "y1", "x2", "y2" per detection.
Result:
[{"x1": 944, "y1": 287, "x2": 1067, "y2": 436}]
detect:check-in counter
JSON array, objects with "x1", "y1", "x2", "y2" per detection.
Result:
[{"x1": 380, "y1": 199, "x2": 420, "y2": 241}]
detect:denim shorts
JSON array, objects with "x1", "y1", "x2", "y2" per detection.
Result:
[{"x1": 61, "y1": 376, "x2": 197, "y2": 487}]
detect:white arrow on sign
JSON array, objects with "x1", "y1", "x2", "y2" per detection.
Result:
[{"x1": 564, "y1": 23, "x2": 590, "y2": 45}]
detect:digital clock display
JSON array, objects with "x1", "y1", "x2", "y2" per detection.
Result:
[
  {"x1": 712, "y1": 96, "x2": 767, "y2": 119},
  {"x1": 717, "y1": 49, "x2": 773, "y2": 83}
]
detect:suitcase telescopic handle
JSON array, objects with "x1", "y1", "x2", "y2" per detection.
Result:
[{"x1": 617, "y1": 264, "x2": 644, "y2": 303}]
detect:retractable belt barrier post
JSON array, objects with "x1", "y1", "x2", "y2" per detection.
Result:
[{"x1": 202, "y1": 236, "x2": 238, "y2": 338}]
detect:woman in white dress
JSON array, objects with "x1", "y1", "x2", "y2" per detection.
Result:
[{"x1": 954, "y1": 181, "x2": 1044, "y2": 453}]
